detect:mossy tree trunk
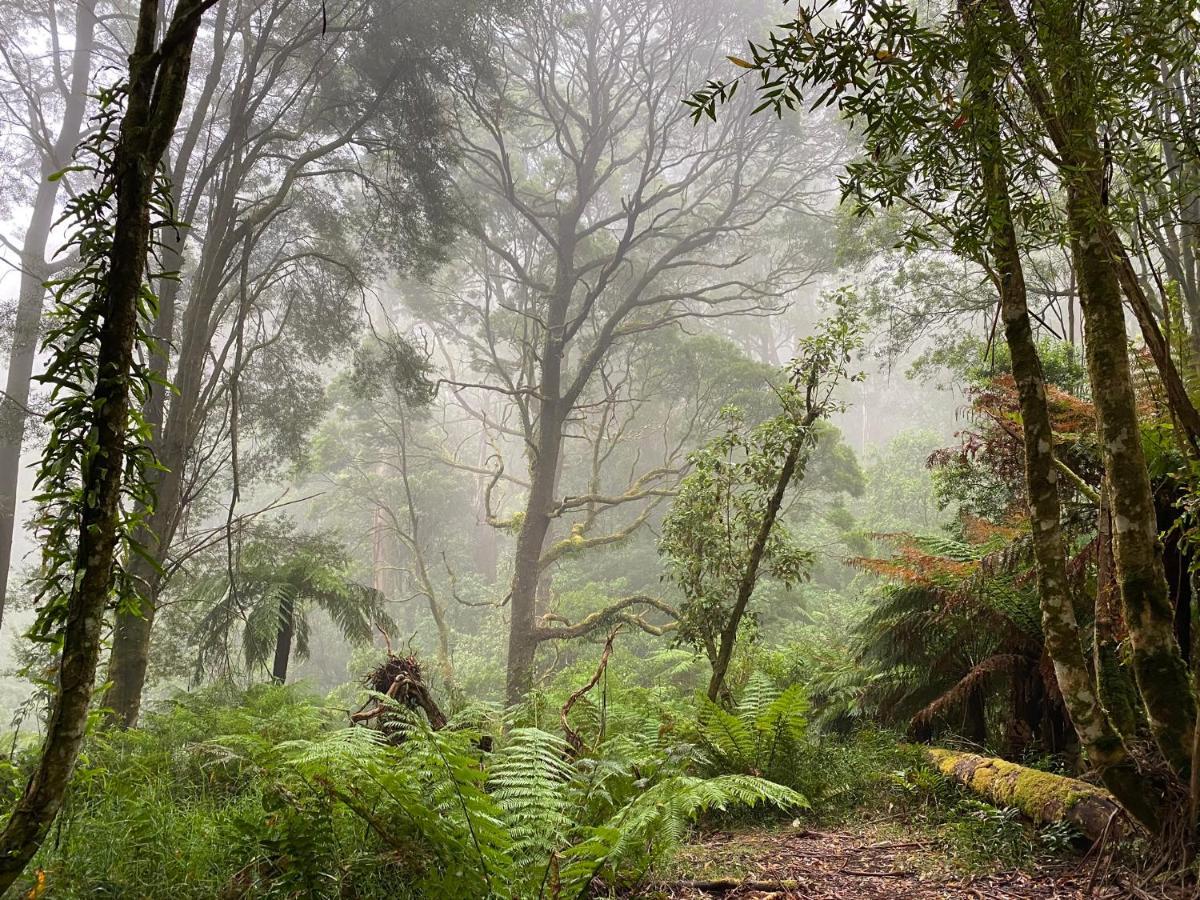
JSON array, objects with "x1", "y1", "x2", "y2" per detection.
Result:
[
  {"x1": 1030, "y1": 0, "x2": 1196, "y2": 778},
  {"x1": 926, "y1": 748, "x2": 1123, "y2": 842},
  {"x1": 0, "y1": 0, "x2": 213, "y2": 888},
  {"x1": 961, "y1": 0, "x2": 1157, "y2": 830}
]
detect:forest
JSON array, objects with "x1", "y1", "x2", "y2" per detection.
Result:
[{"x1": 0, "y1": 0, "x2": 1197, "y2": 896}]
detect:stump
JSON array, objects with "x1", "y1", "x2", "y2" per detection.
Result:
[{"x1": 352, "y1": 653, "x2": 446, "y2": 731}]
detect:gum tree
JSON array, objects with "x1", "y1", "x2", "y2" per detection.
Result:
[{"x1": 436, "y1": 0, "x2": 837, "y2": 704}]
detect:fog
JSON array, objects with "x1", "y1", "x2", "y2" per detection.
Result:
[{"x1": 0, "y1": 0, "x2": 1185, "y2": 893}]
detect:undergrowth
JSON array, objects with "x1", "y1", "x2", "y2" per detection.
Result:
[{"x1": 9, "y1": 665, "x2": 1082, "y2": 897}]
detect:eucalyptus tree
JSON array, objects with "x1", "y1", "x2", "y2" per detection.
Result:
[
  {"x1": 422, "y1": 0, "x2": 839, "y2": 704},
  {"x1": 688, "y1": 0, "x2": 1198, "y2": 833},
  {"x1": 0, "y1": 0, "x2": 108, "y2": 624},
  {"x1": 104, "y1": 0, "x2": 500, "y2": 726},
  {"x1": 309, "y1": 332, "x2": 467, "y2": 684},
  {"x1": 662, "y1": 305, "x2": 865, "y2": 702}
]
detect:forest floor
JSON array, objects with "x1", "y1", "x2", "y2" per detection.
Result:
[{"x1": 640, "y1": 822, "x2": 1181, "y2": 899}]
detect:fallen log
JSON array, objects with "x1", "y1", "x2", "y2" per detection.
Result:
[{"x1": 925, "y1": 747, "x2": 1123, "y2": 841}]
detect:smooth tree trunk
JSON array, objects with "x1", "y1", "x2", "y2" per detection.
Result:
[
  {"x1": 962, "y1": 0, "x2": 1156, "y2": 829},
  {"x1": 0, "y1": 1, "x2": 99, "y2": 626},
  {"x1": 706, "y1": 413, "x2": 815, "y2": 703},
  {"x1": 505, "y1": 399, "x2": 562, "y2": 705},
  {"x1": 0, "y1": 0, "x2": 211, "y2": 888}
]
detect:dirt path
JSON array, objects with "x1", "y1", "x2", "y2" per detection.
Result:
[{"x1": 642, "y1": 826, "x2": 1162, "y2": 899}]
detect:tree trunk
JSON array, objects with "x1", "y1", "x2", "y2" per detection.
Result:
[
  {"x1": 962, "y1": 0, "x2": 1156, "y2": 830},
  {"x1": 706, "y1": 415, "x2": 814, "y2": 702},
  {"x1": 105, "y1": 185, "x2": 224, "y2": 724},
  {"x1": 995, "y1": 0, "x2": 1198, "y2": 777},
  {"x1": 1044, "y1": 23, "x2": 1196, "y2": 778},
  {"x1": 505, "y1": 441, "x2": 558, "y2": 705},
  {"x1": 271, "y1": 593, "x2": 295, "y2": 684},
  {"x1": 0, "y1": 0, "x2": 210, "y2": 887},
  {"x1": 926, "y1": 748, "x2": 1124, "y2": 841},
  {"x1": 0, "y1": 0, "x2": 98, "y2": 626},
  {"x1": 104, "y1": 240, "x2": 185, "y2": 728},
  {"x1": 103, "y1": 2, "x2": 231, "y2": 725}
]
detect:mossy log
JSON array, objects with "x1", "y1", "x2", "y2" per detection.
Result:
[{"x1": 926, "y1": 748, "x2": 1121, "y2": 841}]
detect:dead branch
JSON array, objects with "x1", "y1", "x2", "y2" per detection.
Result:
[
  {"x1": 560, "y1": 627, "x2": 620, "y2": 756},
  {"x1": 535, "y1": 595, "x2": 678, "y2": 641}
]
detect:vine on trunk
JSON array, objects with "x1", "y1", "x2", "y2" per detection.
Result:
[{"x1": 29, "y1": 80, "x2": 176, "y2": 646}]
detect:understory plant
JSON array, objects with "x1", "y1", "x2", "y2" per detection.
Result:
[{"x1": 286, "y1": 705, "x2": 807, "y2": 898}]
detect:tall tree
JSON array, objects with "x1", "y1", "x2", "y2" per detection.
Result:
[
  {"x1": 687, "y1": 0, "x2": 1196, "y2": 832},
  {"x1": 0, "y1": 0, "x2": 214, "y2": 885},
  {"x1": 0, "y1": 0, "x2": 101, "y2": 624},
  {"x1": 431, "y1": 0, "x2": 836, "y2": 704},
  {"x1": 104, "y1": 0, "x2": 493, "y2": 725}
]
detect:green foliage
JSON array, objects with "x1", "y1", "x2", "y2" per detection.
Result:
[
  {"x1": 286, "y1": 704, "x2": 806, "y2": 898},
  {"x1": 29, "y1": 80, "x2": 174, "y2": 642},
  {"x1": 660, "y1": 300, "x2": 865, "y2": 659},
  {"x1": 692, "y1": 672, "x2": 810, "y2": 786},
  {"x1": 181, "y1": 519, "x2": 392, "y2": 681}
]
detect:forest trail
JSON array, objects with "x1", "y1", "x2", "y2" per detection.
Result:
[{"x1": 646, "y1": 826, "x2": 1147, "y2": 899}]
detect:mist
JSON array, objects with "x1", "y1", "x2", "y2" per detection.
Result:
[{"x1": 0, "y1": 0, "x2": 1193, "y2": 895}]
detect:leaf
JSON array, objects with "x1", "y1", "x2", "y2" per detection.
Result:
[{"x1": 727, "y1": 56, "x2": 756, "y2": 68}]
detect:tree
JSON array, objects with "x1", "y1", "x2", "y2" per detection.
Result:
[
  {"x1": 688, "y1": 0, "x2": 1196, "y2": 832},
  {"x1": 104, "y1": 0, "x2": 501, "y2": 726},
  {"x1": 428, "y1": 0, "x2": 838, "y2": 704},
  {"x1": 0, "y1": 0, "x2": 215, "y2": 885},
  {"x1": 186, "y1": 523, "x2": 392, "y2": 684},
  {"x1": 0, "y1": 0, "x2": 101, "y2": 624},
  {"x1": 661, "y1": 304, "x2": 863, "y2": 701}
]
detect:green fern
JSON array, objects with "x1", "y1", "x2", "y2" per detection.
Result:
[
  {"x1": 284, "y1": 700, "x2": 805, "y2": 898},
  {"x1": 694, "y1": 675, "x2": 810, "y2": 784}
]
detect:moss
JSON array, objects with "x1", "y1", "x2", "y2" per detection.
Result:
[
  {"x1": 1130, "y1": 644, "x2": 1195, "y2": 775},
  {"x1": 1095, "y1": 643, "x2": 1139, "y2": 743},
  {"x1": 925, "y1": 748, "x2": 1122, "y2": 838}
]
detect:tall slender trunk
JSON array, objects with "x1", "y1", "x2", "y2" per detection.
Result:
[
  {"x1": 106, "y1": 223, "x2": 219, "y2": 725},
  {"x1": 1035, "y1": 0, "x2": 1196, "y2": 776},
  {"x1": 0, "y1": 0, "x2": 210, "y2": 886},
  {"x1": 962, "y1": 0, "x2": 1157, "y2": 829},
  {"x1": 104, "y1": 1, "x2": 233, "y2": 726},
  {"x1": 707, "y1": 413, "x2": 814, "y2": 702},
  {"x1": 271, "y1": 593, "x2": 295, "y2": 684},
  {"x1": 0, "y1": 1, "x2": 98, "y2": 625}
]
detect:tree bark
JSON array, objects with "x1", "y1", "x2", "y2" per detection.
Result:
[
  {"x1": 0, "y1": 0, "x2": 98, "y2": 626},
  {"x1": 962, "y1": 0, "x2": 1156, "y2": 829},
  {"x1": 505, "y1": 401, "x2": 562, "y2": 705},
  {"x1": 0, "y1": 0, "x2": 211, "y2": 888},
  {"x1": 926, "y1": 748, "x2": 1124, "y2": 842},
  {"x1": 271, "y1": 592, "x2": 295, "y2": 684},
  {"x1": 1032, "y1": 0, "x2": 1196, "y2": 778}
]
